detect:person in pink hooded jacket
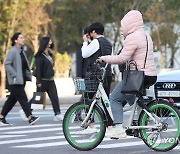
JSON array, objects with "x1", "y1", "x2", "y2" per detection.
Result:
[{"x1": 98, "y1": 10, "x2": 157, "y2": 139}]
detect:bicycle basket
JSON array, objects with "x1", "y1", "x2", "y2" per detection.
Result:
[
  {"x1": 74, "y1": 76, "x2": 100, "y2": 93},
  {"x1": 74, "y1": 78, "x2": 86, "y2": 92}
]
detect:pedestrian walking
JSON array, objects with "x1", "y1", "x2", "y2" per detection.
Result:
[
  {"x1": 0, "y1": 32, "x2": 39, "y2": 126},
  {"x1": 33, "y1": 36, "x2": 63, "y2": 121}
]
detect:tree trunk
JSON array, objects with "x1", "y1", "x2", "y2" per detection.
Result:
[
  {"x1": 155, "y1": 26, "x2": 166, "y2": 68},
  {"x1": 0, "y1": 64, "x2": 6, "y2": 98},
  {"x1": 32, "y1": 34, "x2": 39, "y2": 54},
  {"x1": 169, "y1": 48, "x2": 175, "y2": 68}
]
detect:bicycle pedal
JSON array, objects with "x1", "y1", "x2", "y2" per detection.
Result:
[
  {"x1": 134, "y1": 129, "x2": 140, "y2": 137},
  {"x1": 126, "y1": 129, "x2": 134, "y2": 136}
]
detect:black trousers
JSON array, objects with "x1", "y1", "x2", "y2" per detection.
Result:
[
  {"x1": 37, "y1": 80, "x2": 60, "y2": 115},
  {"x1": 1, "y1": 84, "x2": 32, "y2": 118}
]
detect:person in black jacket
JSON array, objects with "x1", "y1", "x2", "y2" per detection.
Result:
[
  {"x1": 79, "y1": 22, "x2": 113, "y2": 134},
  {"x1": 34, "y1": 36, "x2": 63, "y2": 121},
  {"x1": 81, "y1": 22, "x2": 112, "y2": 98}
]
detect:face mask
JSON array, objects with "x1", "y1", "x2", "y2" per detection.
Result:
[{"x1": 49, "y1": 42, "x2": 54, "y2": 49}]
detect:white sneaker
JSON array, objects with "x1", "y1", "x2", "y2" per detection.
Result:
[
  {"x1": 53, "y1": 114, "x2": 63, "y2": 121},
  {"x1": 19, "y1": 110, "x2": 28, "y2": 121},
  {"x1": 109, "y1": 127, "x2": 127, "y2": 139},
  {"x1": 78, "y1": 127, "x2": 98, "y2": 135}
]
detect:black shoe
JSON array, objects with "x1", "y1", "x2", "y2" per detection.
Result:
[
  {"x1": 0, "y1": 118, "x2": 10, "y2": 126},
  {"x1": 29, "y1": 116, "x2": 40, "y2": 125}
]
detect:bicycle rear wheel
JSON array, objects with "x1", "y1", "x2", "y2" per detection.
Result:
[
  {"x1": 63, "y1": 102, "x2": 106, "y2": 151},
  {"x1": 138, "y1": 99, "x2": 180, "y2": 151}
]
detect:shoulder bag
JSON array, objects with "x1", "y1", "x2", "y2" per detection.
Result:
[
  {"x1": 31, "y1": 91, "x2": 46, "y2": 110},
  {"x1": 121, "y1": 35, "x2": 149, "y2": 95}
]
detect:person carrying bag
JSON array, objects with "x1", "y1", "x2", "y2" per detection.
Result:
[
  {"x1": 19, "y1": 37, "x2": 63, "y2": 122},
  {"x1": 98, "y1": 10, "x2": 157, "y2": 139}
]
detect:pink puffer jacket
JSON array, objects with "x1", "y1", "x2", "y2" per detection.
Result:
[{"x1": 100, "y1": 10, "x2": 157, "y2": 76}]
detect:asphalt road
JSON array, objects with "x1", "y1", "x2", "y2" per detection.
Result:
[{"x1": 0, "y1": 105, "x2": 180, "y2": 154}]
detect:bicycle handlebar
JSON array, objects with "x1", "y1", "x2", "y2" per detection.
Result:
[
  {"x1": 95, "y1": 59, "x2": 109, "y2": 81},
  {"x1": 95, "y1": 59, "x2": 108, "y2": 70}
]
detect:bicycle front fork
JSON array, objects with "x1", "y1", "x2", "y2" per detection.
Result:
[{"x1": 81, "y1": 99, "x2": 97, "y2": 128}]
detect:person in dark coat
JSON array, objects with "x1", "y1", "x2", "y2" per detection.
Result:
[
  {"x1": 81, "y1": 22, "x2": 112, "y2": 98},
  {"x1": 34, "y1": 37, "x2": 63, "y2": 121},
  {"x1": 78, "y1": 22, "x2": 113, "y2": 134}
]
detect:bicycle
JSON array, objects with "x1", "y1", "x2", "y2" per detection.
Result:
[{"x1": 63, "y1": 62, "x2": 180, "y2": 152}]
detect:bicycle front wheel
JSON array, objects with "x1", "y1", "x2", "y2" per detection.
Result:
[
  {"x1": 63, "y1": 102, "x2": 106, "y2": 151},
  {"x1": 138, "y1": 99, "x2": 180, "y2": 152}
]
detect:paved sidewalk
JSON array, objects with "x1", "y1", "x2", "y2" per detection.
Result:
[{"x1": 0, "y1": 95, "x2": 81, "y2": 107}]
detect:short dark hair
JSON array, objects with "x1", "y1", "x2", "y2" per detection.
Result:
[
  {"x1": 11, "y1": 32, "x2": 21, "y2": 46},
  {"x1": 83, "y1": 27, "x2": 89, "y2": 34},
  {"x1": 88, "y1": 22, "x2": 104, "y2": 35}
]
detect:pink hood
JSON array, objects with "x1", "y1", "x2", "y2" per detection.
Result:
[
  {"x1": 121, "y1": 10, "x2": 144, "y2": 37},
  {"x1": 100, "y1": 10, "x2": 157, "y2": 76}
]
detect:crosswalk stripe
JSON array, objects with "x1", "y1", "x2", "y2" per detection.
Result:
[
  {"x1": 174, "y1": 145, "x2": 180, "y2": 149},
  {"x1": 0, "y1": 135, "x2": 26, "y2": 139},
  {"x1": 98, "y1": 142, "x2": 180, "y2": 150},
  {"x1": 8, "y1": 107, "x2": 68, "y2": 115},
  {"x1": 2, "y1": 125, "x2": 92, "y2": 134},
  {"x1": 13, "y1": 139, "x2": 107, "y2": 148},
  {"x1": 0, "y1": 136, "x2": 65, "y2": 145},
  {"x1": 97, "y1": 141, "x2": 144, "y2": 148},
  {"x1": 3, "y1": 127, "x2": 62, "y2": 134},
  {"x1": 3, "y1": 125, "x2": 176, "y2": 135},
  {"x1": 12, "y1": 137, "x2": 142, "y2": 148},
  {"x1": 12, "y1": 135, "x2": 139, "y2": 148},
  {"x1": 14, "y1": 141, "x2": 68, "y2": 148},
  {"x1": 11, "y1": 135, "x2": 180, "y2": 150},
  {"x1": 0, "y1": 124, "x2": 61, "y2": 131},
  {"x1": 10, "y1": 138, "x2": 180, "y2": 150}
]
